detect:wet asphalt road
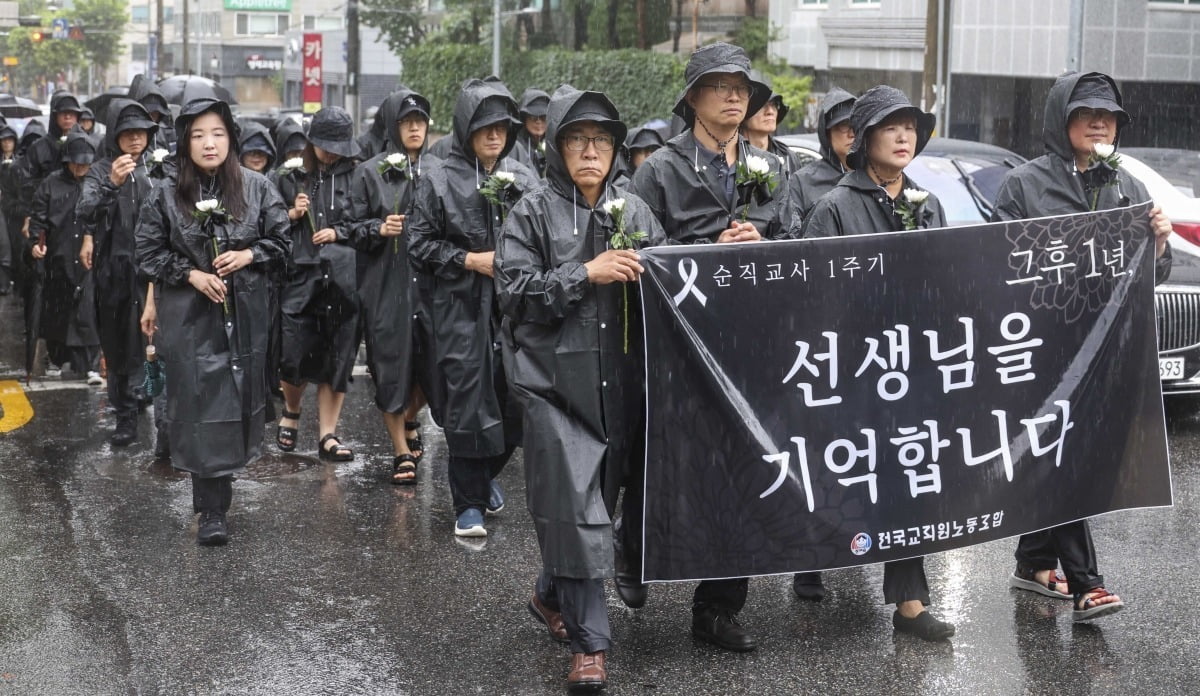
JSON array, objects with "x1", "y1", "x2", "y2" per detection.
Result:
[{"x1": 1, "y1": 290, "x2": 1199, "y2": 696}]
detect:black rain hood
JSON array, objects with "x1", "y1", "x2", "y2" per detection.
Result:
[
  {"x1": 48, "y1": 91, "x2": 83, "y2": 138},
  {"x1": 61, "y1": 127, "x2": 98, "y2": 165},
  {"x1": 543, "y1": 84, "x2": 627, "y2": 202},
  {"x1": 672, "y1": 42, "x2": 769, "y2": 127},
  {"x1": 450, "y1": 77, "x2": 521, "y2": 164},
  {"x1": 0, "y1": 121, "x2": 16, "y2": 143},
  {"x1": 19, "y1": 119, "x2": 45, "y2": 153},
  {"x1": 377, "y1": 87, "x2": 431, "y2": 154},
  {"x1": 625, "y1": 126, "x2": 665, "y2": 152},
  {"x1": 518, "y1": 88, "x2": 550, "y2": 118},
  {"x1": 1043, "y1": 71, "x2": 1130, "y2": 162},
  {"x1": 846, "y1": 85, "x2": 934, "y2": 171},
  {"x1": 174, "y1": 98, "x2": 240, "y2": 157},
  {"x1": 816, "y1": 87, "x2": 856, "y2": 169},
  {"x1": 238, "y1": 119, "x2": 277, "y2": 170},
  {"x1": 103, "y1": 99, "x2": 159, "y2": 156},
  {"x1": 272, "y1": 117, "x2": 307, "y2": 160},
  {"x1": 129, "y1": 74, "x2": 173, "y2": 121}
]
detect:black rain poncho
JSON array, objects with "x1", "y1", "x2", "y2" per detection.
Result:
[
  {"x1": 129, "y1": 74, "x2": 177, "y2": 154},
  {"x1": 511, "y1": 87, "x2": 550, "y2": 177},
  {"x1": 17, "y1": 92, "x2": 83, "y2": 218},
  {"x1": 407, "y1": 77, "x2": 539, "y2": 458},
  {"x1": 76, "y1": 99, "x2": 169, "y2": 380},
  {"x1": 989, "y1": 71, "x2": 1171, "y2": 282},
  {"x1": 785, "y1": 87, "x2": 855, "y2": 234},
  {"x1": 495, "y1": 85, "x2": 666, "y2": 579},
  {"x1": 337, "y1": 87, "x2": 433, "y2": 414},
  {"x1": 238, "y1": 120, "x2": 278, "y2": 172},
  {"x1": 135, "y1": 170, "x2": 291, "y2": 477}
]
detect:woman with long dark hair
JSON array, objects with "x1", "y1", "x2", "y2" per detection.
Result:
[{"x1": 135, "y1": 98, "x2": 290, "y2": 545}]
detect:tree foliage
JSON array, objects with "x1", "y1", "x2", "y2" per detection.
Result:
[
  {"x1": 360, "y1": 0, "x2": 427, "y2": 54},
  {"x1": 5, "y1": 24, "x2": 86, "y2": 93},
  {"x1": 584, "y1": 0, "x2": 671, "y2": 49},
  {"x1": 71, "y1": 0, "x2": 128, "y2": 74}
]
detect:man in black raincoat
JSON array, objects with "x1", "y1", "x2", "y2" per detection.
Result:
[
  {"x1": 512, "y1": 87, "x2": 550, "y2": 177},
  {"x1": 627, "y1": 41, "x2": 789, "y2": 653},
  {"x1": 19, "y1": 92, "x2": 83, "y2": 210},
  {"x1": 238, "y1": 120, "x2": 277, "y2": 174},
  {"x1": 496, "y1": 84, "x2": 666, "y2": 693},
  {"x1": 741, "y1": 79, "x2": 802, "y2": 180},
  {"x1": 29, "y1": 128, "x2": 101, "y2": 378},
  {"x1": 0, "y1": 118, "x2": 14, "y2": 294},
  {"x1": 786, "y1": 87, "x2": 856, "y2": 235},
  {"x1": 78, "y1": 108, "x2": 97, "y2": 135},
  {"x1": 990, "y1": 71, "x2": 1173, "y2": 623},
  {"x1": 407, "y1": 77, "x2": 538, "y2": 537},
  {"x1": 77, "y1": 99, "x2": 169, "y2": 446},
  {"x1": 801, "y1": 85, "x2": 957, "y2": 641},
  {"x1": 272, "y1": 117, "x2": 308, "y2": 167},
  {"x1": 129, "y1": 74, "x2": 178, "y2": 154},
  {"x1": 338, "y1": 87, "x2": 436, "y2": 483}
]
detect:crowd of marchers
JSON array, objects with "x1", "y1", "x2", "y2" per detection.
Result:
[{"x1": 0, "y1": 41, "x2": 1175, "y2": 694}]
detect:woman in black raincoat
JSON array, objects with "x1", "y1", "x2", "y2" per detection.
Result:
[
  {"x1": 272, "y1": 117, "x2": 308, "y2": 166},
  {"x1": 800, "y1": 86, "x2": 955, "y2": 642},
  {"x1": 135, "y1": 98, "x2": 291, "y2": 546},
  {"x1": 337, "y1": 87, "x2": 434, "y2": 484},
  {"x1": 78, "y1": 99, "x2": 172, "y2": 447},
  {"x1": 0, "y1": 120, "x2": 15, "y2": 294},
  {"x1": 129, "y1": 73, "x2": 178, "y2": 154},
  {"x1": 990, "y1": 71, "x2": 1173, "y2": 623},
  {"x1": 29, "y1": 128, "x2": 101, "y2": 377},
  {"x1": 238, "y1": 120, "x2": 277, "y2": 174},
  {"x1": 786, "y1": 87, "x2": 856, "y2": 234},
  {"x1": 272, "y1": 107, "x2": 362, "y2": 461},
  {"x1": 496, "y1": 84, "x2": 665, "y2": 693},
  {"x1": 627, "y1": 41, "x2": 788, "y2": 654},
  {"x1": 407, "y1": 77, "x2": 538, "y2": 537}
]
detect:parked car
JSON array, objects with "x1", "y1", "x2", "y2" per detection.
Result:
[{"x1": 1122, "y1": 147, "x2": 1200, "y2": 197}]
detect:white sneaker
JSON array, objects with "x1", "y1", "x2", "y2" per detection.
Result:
[{"x1": 86, "y1": 371, "x2": 103, "y2": 386}]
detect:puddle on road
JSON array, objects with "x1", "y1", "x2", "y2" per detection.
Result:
[{"x1": 243, "y1": 453, "x2": 322, "y2": 480}]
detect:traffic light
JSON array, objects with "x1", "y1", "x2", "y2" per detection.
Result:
[{"x1": 30, "y1": 30, "x2": 44, "y2": 43}]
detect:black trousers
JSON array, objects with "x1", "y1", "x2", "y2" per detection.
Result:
[
  {"x1": 447, "y1": 447, "x2": 512, "y2": 516},
  {"x1": 1015, "y1": 521, "x2": 1103, "y2": 595},
  {"x1": 537, "y1": 571, "x2": 611, "y2": 654},
  {"x1": 882, "y1": 557, "x2": 931, "y2": 605},
  {"x1": 191, "y1": 474, "x2": 233, "y2": 514}
]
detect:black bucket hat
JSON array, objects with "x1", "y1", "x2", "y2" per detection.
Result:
[
  {"x1": 112, "y1": 102, "x2": 158, "y2": 138},
  {"x1": 397, "y1": 93, "x2": 431, "y2": 122},
  {"x1": 558, "y1": 92, "x2": 628, "y2": 147},
  {"x1": 1066, "y1": 74, "x2": 1131, "y2": 128},
  {"x1": 52, "y1": 94, "x2": 83, "y2": 115},
  {"x1": 61, "y1": 129, "x2": 97, "y2": 165},
  {"x1": 673, "y1": 42, "x2": 769, "y2": 126},
  {"x1": 846, "y1": 85, "x2": 935, "y2": 171},
  {"x1": 469, "y1": 95, "x2": 521, "y2": 134},
  {"x1": 519, "y1": 88, "x2": 550, "y2": 119},
  {"x1": 308, "y1": 107, "x2": 361, "y2": 158},
  {"x1": 175, "y1": 98, "x2": 241, "y2": 154}
]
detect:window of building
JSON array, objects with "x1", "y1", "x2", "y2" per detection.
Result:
[
  {"x1": 1150, "y1": 0, "x2": 1200, "y2": 5},
  {"x1": 236, "y1": 12, "x2": 290, "y2": 36},
  {"x1": 800, "y1": 0, "x2": 829, "y2": 5},
  {"x1": 131, "y1": 5, "x2": 150, "y2": 23},
  {"x1": 303, "y1": 15, "x2": 344, "y2": 30},
  {"x1": 132, "y1": 43, "x2": 148, "y2": 61}
]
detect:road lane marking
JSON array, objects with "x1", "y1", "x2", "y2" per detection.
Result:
[{"x1": 0, "y1": 380, "x2": 34, "y2": 433}]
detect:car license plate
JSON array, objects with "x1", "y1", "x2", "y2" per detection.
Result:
[{"x1": 1160, "y1": 356, "x2": 1186, "y2": 381}]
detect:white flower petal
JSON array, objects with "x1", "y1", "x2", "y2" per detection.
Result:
[
  {"x1": 284, "y1": 157, "x2": 304, "y2": 170},
  {"x1": 746, "y1": 155, "x2": 770, "y2": 175},
  {"x1": 1093, "y1": 143, "x2": 1115, "y2": 158},
  {"x1": 903, "y1": 188, "x2": 929, "y2": 205}
]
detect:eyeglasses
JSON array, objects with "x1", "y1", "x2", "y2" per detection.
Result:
[
  {"x1": 696, "y1": 81, "x2": 755, "y2": 99},
  {"x1": 1071, "y1": 108, "x2": 1117, "y2": 122},
  {"x1": 562, "y1": 134, "x2": 615, "y2": 152}
]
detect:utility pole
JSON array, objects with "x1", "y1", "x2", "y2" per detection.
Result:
[
  {"x1": 347, "y1": 0, "x2": 360, "y2": 128},
  {"x1": 181, "y1": 0, "x2": 190, "y2": 75},
  {"x1": 922, "y1": 0, "x2": 938, "y2": 116},
  {"x1": 155, "y1": 0, "x2": 164, "y2": 77}
]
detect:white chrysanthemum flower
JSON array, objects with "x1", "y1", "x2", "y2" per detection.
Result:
[
  {"x1": 601, "y1": 198, "x2": 626, "y2": 216},
  {"x1": 195, "y1": 199, "x2": 219, "y2": 212},
  {"x1": 386, "y1": 152, "x2": 407, "y2": 166},
  {"x1": 494, "y1": 171, "x2": 515, "y2": 184},
  {"x1": 151, "y1": 148, "x2": 169, "y2": 162},
  {"x1": 903, "y1": 188, "x2": 929, "y2": 205},
  {"x1": 745, "y1": 155, "x2": 770, "y2": 175},
  {"x1": 283, "y1": 157, "x2": 304, "y2": 170},
  {"x1": 1092, "y1": 143, "x2": 1115, "y2": 159}
]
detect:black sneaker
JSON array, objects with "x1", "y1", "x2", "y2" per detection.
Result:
[
  {"x1": 792, "y1": 571, "x2": 826, "y2": 601},
  {"x1": 486, "y1": 479, "x2": 505, "y2": 515},
  {"x1": 892, "y1": 610, "x2": 955, "y2": 641},
  {"x1": 692, "y1": 607, "x2": 756, "y2": 652},
  {"x1": 197, "y1": 511, "x2": 229, "y2": 546},
  {"x1": 109, "y1": 418, "x2": 137, "y2": 447}
]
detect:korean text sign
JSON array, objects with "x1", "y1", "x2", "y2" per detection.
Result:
[
  {"x1": 301, "y1": 33, "x2": 322, "y2": 114},
  {"x1": 638, "y1": 203, "x2": 1171, "y2": 582}
]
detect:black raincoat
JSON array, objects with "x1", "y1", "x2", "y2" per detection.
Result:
[
  {"x1": 271, "y1": 118, "x2": 307, "y2": 163},
  {"x1": 17, "y1": 92, "x2": 81, "y2": 218},
  {"x1": 785, "y1": 87, "x2": 856, "y2": 234},
  {"x1": 238, "y1": 120, "x2": 278, "y2": 172},
  {"x1": 135, "y1": 171, "x2": 291, "y2": 476},
  {"x1": 629, "y1": 132, "x2": 792, "y2": 242},
  {"x1": 129, "y1": 74, "x2": 177, "y2": 154},
  {"x1": 29, "y1": 130, "x2": 99, "y2": 350},
  {"x1": 77, "y1": 99, "x2": 171, "y2": 380},
  {"x1": 407, "y1": 78, "x2": 538, "y2": 458},
  {"x1": 801, "y1": 169, "x2": 946, "y2": 237},
  {"x1": 338, "y1": 88, "x2": 431, "y2": 413},
  {"x1": 496, "y1": 86, "x2": 666, "y2": 579},
  {"x1": 511, "y1": 88, "x2": 550, "y2": 177},
  {"x1": 990, "y1": 71, "x2": 1172, "y2": 282},
  {"x1": 274, "y1": 152, "x2": 361, "y2": 392}
]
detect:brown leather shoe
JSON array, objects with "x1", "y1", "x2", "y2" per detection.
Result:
[
  {"x1": 527, "y1": 594, "x2": 570, "y2": 644},
  {"x1": 567, "y1": 651, "x2": 606, "y2": 693}
]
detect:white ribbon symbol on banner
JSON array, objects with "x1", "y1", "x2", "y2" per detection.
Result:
[{"x1": 673, "y1": 258, "x2": 708, "y2": 307}]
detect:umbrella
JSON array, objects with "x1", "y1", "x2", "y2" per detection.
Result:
[
  {"x1": 156, "y1": 75, "x2": 237, "y2": 107},
  {"x1": 0, "y1": 94, "x2": 42, "y2": 118},
  {"x1": 84, "y1": 86, "x2": 129, "y2": 122}
]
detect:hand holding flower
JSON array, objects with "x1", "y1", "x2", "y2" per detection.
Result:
[
  {"x1": 312, "y1": 227, "x2": 338, "y2": 245},
  {"x1": 188, "y1": 269, "x2": 226, "y2": 304},
  {"x1": 380, "y1": 214, "x2": 405, "y2": 237},
  {"x1": 585, "y1": 249, "x2": 642, "y2": 285},
  {"x1": 717, "y1": 221, "x2": 761, "y2": 244},
  {"x1": 213, "y1": 248, "x2": 254, "y2": 277}
]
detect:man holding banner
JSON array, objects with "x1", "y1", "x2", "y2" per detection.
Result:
[
  {"x1": 629, "y1": 42, "x2": 788, "y2": 653},
  {"x1": 990, "y1": 70, "x2": 1173, "y2": 622}
]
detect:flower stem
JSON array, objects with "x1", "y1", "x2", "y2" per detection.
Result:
[
  {"x1": 1090, "y1": 189, "x2": 1099, "y2": 211},
  {"x1": 622, "y1": 283, "x2": 629, "y2": 355}
]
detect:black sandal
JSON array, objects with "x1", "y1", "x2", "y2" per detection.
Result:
[
  {"x1": 405, "y1": 420, "x2": 424, "y2": 461},
  {"x1": 318, "y1": 433, "x2": 354, "y2": 461},
  {"x1": 392, "y1": 453, "x2": 418, "y2": 485},
  {"x1": 276, "y1": 409, "x2": 300, "y2": 452}
]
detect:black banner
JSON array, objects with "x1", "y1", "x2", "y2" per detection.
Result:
[{"x1": 639, "y1": 203, "x2": 1172, "y2": 582}]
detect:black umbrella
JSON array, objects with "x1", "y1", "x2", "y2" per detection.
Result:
[
  {"x1": 156, "y1": 75, "x2": 237, "y2": 106},
  {"x1": 84, "y1": 86, "x2": 130, "y2": 122},
  {"x1": 0, "y1": 94, "x2": 42, "y2": 118}
]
